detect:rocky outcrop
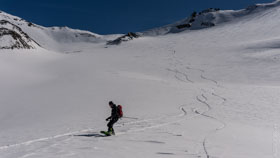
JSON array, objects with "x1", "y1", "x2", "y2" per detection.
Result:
[
  {"x1": 107, "y1": 32, "x2": 139, "y2": 45},
  {"x1": 0, "y1": 20, "x2": 40, "y2": 49}
]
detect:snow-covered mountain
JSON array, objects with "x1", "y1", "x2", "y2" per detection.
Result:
[
  {"x1": 0, "y1": 11, "x2": 121, "y2": 51},
  {"x1": 0, "y1": 20, "x2": 40, "y2": 49},
  {"x1": 2, "y1": 0, "x2": 280, "y2": 49},
  {"x1": 142, "y1": 0, "x2": 280, "y2": 35},
  {"x1": 1, "y1": 1, "x2": 280, "y2": 158}
]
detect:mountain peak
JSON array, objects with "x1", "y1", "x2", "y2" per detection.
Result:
[
  {"x1": 0, "y1": 10, "x2": 109, "y2": 51},
  {"x1": 141, "y1": 0, "x2": 280, "y2": 36}
]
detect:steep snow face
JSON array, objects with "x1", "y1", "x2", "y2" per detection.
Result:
[
  {"x1": 0, "y1": 20, "x2": 40, "y2": 49},
  {"x1": 142, "y1": 0, "x2": 280, "y2": 36},
  {"x1": 0, "y1": 11, "x2": 120, "y2": 51}
]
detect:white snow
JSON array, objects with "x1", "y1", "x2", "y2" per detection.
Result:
[
  {"x1": 0, "y1": 11, "x2": 123, "y2": 51},
  {"x1": 1, "y1": 1, "x2": 280, "y2": 158},
  {"x1": 142, "y1": 0, "x2": 280, "y2": 36},
  {"x1": 0, "y1": 35, "x2": 14, "y2": 47}
]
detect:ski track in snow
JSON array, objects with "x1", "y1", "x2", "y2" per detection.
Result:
[
  {"x1": 0, "y1": 105, "x2": 191, "y2": 152},
  {"x1": 201, "y1": 74, "x2": 218, "y2": 85},
  {"x1": 211, "y1": 92, "x2": 227, "y2": 104},
  {"x1": 196, "y1": 93, "x2": 227, "y2": 158},
  {"x1": 166, "y1": 47, "x2": 228, "y2": 158},
  {"x1": 0, "y1": 38, "x2": 230, "y2": 158},
  {"x1": 166, "y1": 68, "x2": 194, "y2": 83},
  {"x1": 119, "y1": 106, "x2": 190, "y2": 134},
  {"x1": 3, "y1": 3, "x2": 280, "y2": 157},
  {"x1": 0, "y1": 128, "x2": 97, "y2": 150},
  {"x1": 0, "y1": 93, "x2": 209, "y2": 158}
]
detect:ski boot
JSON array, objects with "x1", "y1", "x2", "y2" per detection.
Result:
[{"x1": 108, "y1": 128, "x2": 115, "y2": 135}]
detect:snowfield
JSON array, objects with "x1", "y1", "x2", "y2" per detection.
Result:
[{"x1": 1, "y1": 1, "x2": 280, "y2": 158}]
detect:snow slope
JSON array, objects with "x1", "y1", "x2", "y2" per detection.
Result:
[
  {"x1": 0, "y1": 20, "x2": 40, "y2": 49},
  {"x1": 0, "y1": 11, "x2": 122, "y2": 52},
  {"x1": 142, "y1": 0, "x2": 280, "y2": 36},
  {"x1": 1, "y1": 1, "x2": 280, "y2": 158}
]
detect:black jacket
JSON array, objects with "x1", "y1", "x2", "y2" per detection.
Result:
[{"x1": 107, "y1": 104, "x2": 118, "y2": 120}]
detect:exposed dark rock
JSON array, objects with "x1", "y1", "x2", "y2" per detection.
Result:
[
  {"x1": 176, "y1": 11, "x2": 196, "y2": 30},
  {"x1": 107, "y1": 32, "x2": 140, "y2": 45},
  {"x1": 201, "y1": 22, "x2": 215, "y2": 27},
  {"x1": 176, "y1": 23, "x2": 191, "y2": 29},
  {"x1": 191, "y1": 11, "x2": 197, "y2": 18},
  {"x1": 79, "y1": 33, "x2": 97, "y2": 38},
  {"x1": 175, "y1": 7, "x2": 220, "y2": 31},
  {"x1": 199, "y1": 8, "x2": 220, "y2": 15},
  {"x1": 189, "y1": 18, "x2": 195, "y2": 23},
  {"x1": 27, "y1": 22, "x2": 34, "y2": 27},
  {"x1": 0, "y1": 28, "x2": 32, "y2": 49},
  {"x1": 0, "y1": 20, "x2": 40, "y2": 49},
  {"x1": 246, "y1": 5, "x2": 258, "y2": 11}
]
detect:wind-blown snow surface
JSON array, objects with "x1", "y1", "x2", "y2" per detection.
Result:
[{"x1": 2, "y1": 1, "x2": 280, "y2": 158}]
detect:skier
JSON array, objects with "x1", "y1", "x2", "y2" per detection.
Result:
[{"x1": 105, "y1": 101, "x2": 120, "y2": 135}]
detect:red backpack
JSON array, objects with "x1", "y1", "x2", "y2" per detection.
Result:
[{"x1": 117, "y1": 105, "x2": 123, "y2": 118}]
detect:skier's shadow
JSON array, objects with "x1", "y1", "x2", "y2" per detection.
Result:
[{"x1": 74, "y1": 133, "x2": 107, "y2": 137}]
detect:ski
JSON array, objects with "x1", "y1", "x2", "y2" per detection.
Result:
[{"x1": 100, "y1": 131, "x2": 113, "y2": 136}]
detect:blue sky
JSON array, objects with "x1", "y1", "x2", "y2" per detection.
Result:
[{"x1": 1, "y1": 0, "x2": 273, "y2": 34}]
